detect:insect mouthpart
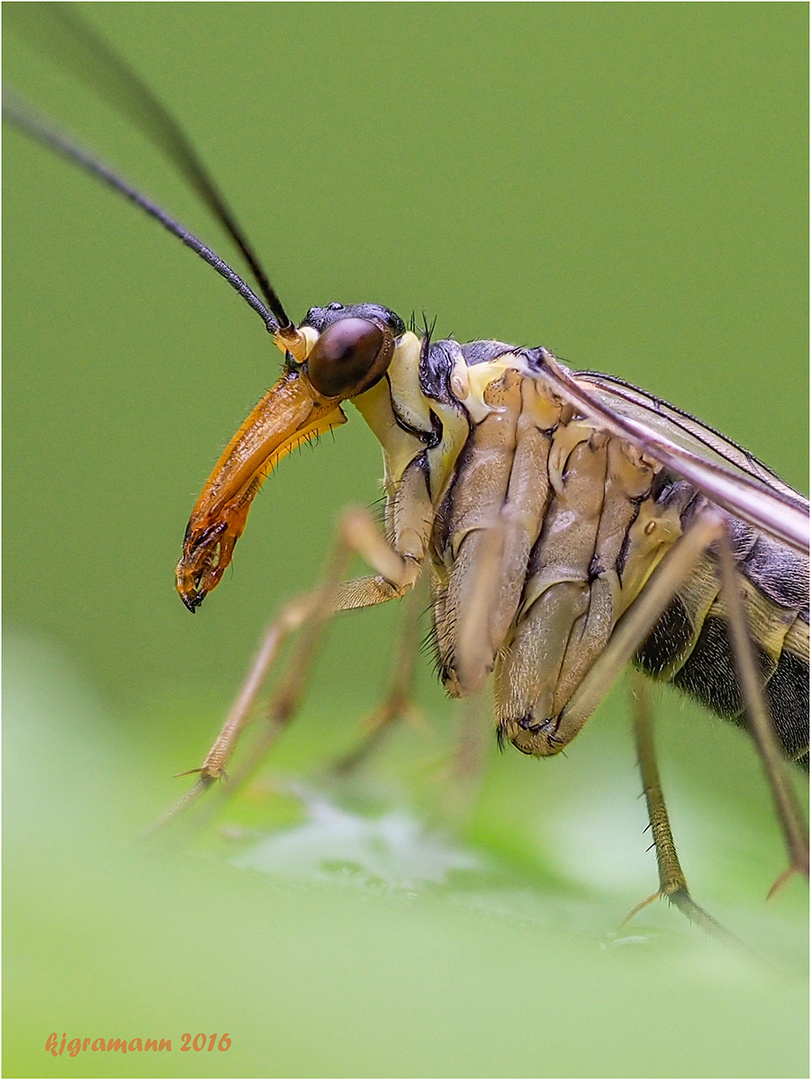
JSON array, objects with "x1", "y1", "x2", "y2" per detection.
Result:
[
  {"x1": 175, "y1": 367, "x2": 349, "y2": 611},
  {"x1": 176, "y1": 520, "x2": 236, "y2": 612}
]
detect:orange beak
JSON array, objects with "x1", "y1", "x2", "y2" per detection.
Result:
[{"x1": 175, "y1": 370, "x2": 346, "y2": 611}]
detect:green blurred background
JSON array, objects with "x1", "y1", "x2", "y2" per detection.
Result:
[{"x1": 4, "y1": 3, "x2": 808, "y2": 1077}]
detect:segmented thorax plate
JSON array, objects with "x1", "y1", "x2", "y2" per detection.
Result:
[
  {"x1": 428, "y1": 346, "x2": 673, "y2": 754},
  {"x1": 355, "y1": 339, "x2": 679, "y2": 754}
]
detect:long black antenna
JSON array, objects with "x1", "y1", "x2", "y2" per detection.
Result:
[
  {"x1": 4, "y1": 90, "x2": 280, "y2": 335},
  {"x1": 11, "y1": 2, "x2": 292, "y2": 330}
]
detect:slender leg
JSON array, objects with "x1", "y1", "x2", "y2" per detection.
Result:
[
  {"x1": 330, "y1": 564, "x2": 491, "y2": 817},
  {"x1": 547, "y1": 504, "x2": 801, "y2": 940},
  {"x1": 624, "y1": 673, "x2": 742, "y2": 947},
  {"x1": 151, "y1": 508, "x2": 420, "y2": 830},
  {"x1": 442, "y1": 692, "x2": 491, "y2": 824},
  {"x1": 621, "y1": 513, "x2": 807, "y2": 940},
  {"x1": 717, "y1": 534, "x2": 809, "y2": 890},
  {"x1": 552, "y1": 510, "x2": 728, "y2": 739},
  {"x1": 330, "y1": 578, "x2": 427, "y2": 776}
]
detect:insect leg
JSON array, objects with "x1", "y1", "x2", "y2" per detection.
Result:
[
  {"x1": 545, "y1": 508, "x2": 733, "y2": 929},
  {"x1": 547, "y1": 507, "x2": 728, "y2": 747},
  {"x1": 717, "y1": 535, "x2": 809, "y2": 889},
  {"x1": 625, "y1": 673, "x2": 743, "y2": 945},
  {"x1": 567, "y1": 505, "x2": 807, "y2": 928},
  {"x1": 441, "y1": 693, "x2": 492, "y2": 824},
  {"x1": 330, "y1": 577, "x2": 427, "y2": 775},
  {"x1": 435, "y1": 371, "x2": 551, "y2": 696},
  {"x1": 160, "y1": 508, "x2": 420, "y2": 826}
]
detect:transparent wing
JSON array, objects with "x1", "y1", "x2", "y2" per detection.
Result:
[
  {"x1": 539, "y1": 356, "x2": 809, "y2": 553},
  {"x1": 577, "y1": 371, "x2": 801, "y2": 499}
]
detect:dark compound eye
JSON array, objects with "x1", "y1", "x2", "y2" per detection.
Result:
[{"x1": 306, "y1": 318, "x2": 393, "y2": 398}]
